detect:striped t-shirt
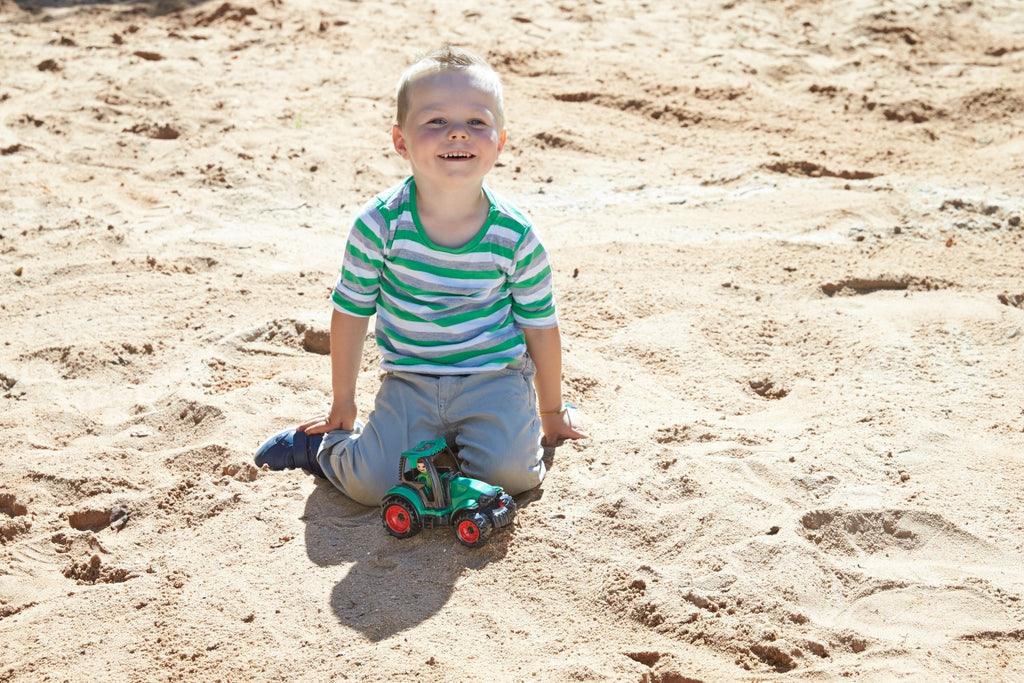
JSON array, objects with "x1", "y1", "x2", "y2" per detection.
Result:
[{"x1": 331, "y1": 177, "x2": 557, "y2": 374}]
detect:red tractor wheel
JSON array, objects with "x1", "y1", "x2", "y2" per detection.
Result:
[
  {"x1": 382, "y1": 497, "x2": 421, "y2": 538},
  {"x1": 454, "y1": 511, "x2": 491, "y2": 548}
]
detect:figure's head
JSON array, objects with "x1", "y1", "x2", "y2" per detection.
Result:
[
  {"x1": 416, "y1": 461, "x2": 428, "y2": 473},
  {"x1": 395, "y1": 46, "x2": 505, "y2": 130}
]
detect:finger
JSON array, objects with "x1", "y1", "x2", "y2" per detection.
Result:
[
  {"x1": 296, "y1": 418, "x2": 321, "y2": 432},
  {"x1": 558, "y1": 426, "x2": 589, "y2": 442},
  {"x1": 304, "y1": 422, "x2": 328, "y2": 435}
]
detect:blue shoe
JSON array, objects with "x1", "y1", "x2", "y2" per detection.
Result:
[{"x1": 254, "y1": 429, "x2": 326, "y2": 478}]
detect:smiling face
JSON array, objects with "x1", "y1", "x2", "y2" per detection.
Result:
[{"x1": 392, "y1": 68, "x2": 507, "y2": 193}]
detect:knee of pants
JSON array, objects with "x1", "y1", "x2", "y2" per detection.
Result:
[
  {"x1": 317, "y1": 430, "x2": 398, "y2": 508},
  {"x1": 498, "y1": 464, "x2": 545, "y2": 496},
  {"x1": 462, "y1": 450, "x2": 545, "y2": 496},
  {"x1": 336, "y1": 474, "x2": 394, "y2": 507}
]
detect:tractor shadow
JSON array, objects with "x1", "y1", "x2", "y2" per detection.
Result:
[{"x1": 301, "y1": 480, "x2": 516, "y2": 642}]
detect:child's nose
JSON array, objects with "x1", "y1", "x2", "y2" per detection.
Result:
[{"x1": 447, "y1": 125, "x2": 469, "y2": 140}]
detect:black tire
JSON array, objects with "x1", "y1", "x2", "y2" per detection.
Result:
[
  {"x1": 453, "y1": 510, "x2": 491, "y2": 548},
  {"x1": 382, "y1": 497, "x2": 421, "y2": 539}
]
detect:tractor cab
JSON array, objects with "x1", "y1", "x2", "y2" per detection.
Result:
[{"x1": 398, "y1": 438, "x2": 456, "y2": 510}]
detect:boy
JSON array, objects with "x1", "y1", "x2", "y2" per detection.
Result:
[{"x1": 255, "y1": 46, "x2": 587, "y2": 506}]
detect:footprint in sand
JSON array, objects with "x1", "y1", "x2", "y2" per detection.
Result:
[
  {"x1": 164, "y1": 442, "x2": 233, "y2": 475},
  {"x1": 835, "y1": 585, "x2": 1018, "y2": 646},
  {"x1": 115, "y1": 397, "x2": 224, "y2": 451},
  {"x1": 224, "y1": 318, "x2": 330, "y2": 356},
  {"x1": 798, "y1": 508, "x2": 993, "y2": 562}
]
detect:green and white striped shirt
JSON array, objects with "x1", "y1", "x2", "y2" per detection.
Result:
[{"x1": 331, "y1": 177, "x2": 557, "y2": 374}]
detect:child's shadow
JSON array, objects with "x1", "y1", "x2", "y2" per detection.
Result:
[{"x1": 301, "y1": 481, "x2": 512, "y2": 642}]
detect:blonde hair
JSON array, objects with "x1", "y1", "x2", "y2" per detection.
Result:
[{"x1": 395, "y1": 46, "x2": 505, "y2": 128}]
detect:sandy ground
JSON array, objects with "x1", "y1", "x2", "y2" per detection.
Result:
[{"x1": 2, "y1": 0, "x2": 1024, "y2": 680}]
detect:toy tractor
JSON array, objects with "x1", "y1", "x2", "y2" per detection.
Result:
[{"x1": 380, "y1": 437, "x2": 517, "y2": 548}]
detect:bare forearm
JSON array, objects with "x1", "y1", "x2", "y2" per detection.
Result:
[
  {"x1": 297, "y1": 310, "x2": 369, "y2": 435},
  {"x1": 523, "y1": 325, "x2": 563, "y2": 413},
  {"x1": 329, "y1": 309, "x2": 370, "y2": 421},
  {"x1": 523, "y1": 325, "x2": 588, "y2": 445}
]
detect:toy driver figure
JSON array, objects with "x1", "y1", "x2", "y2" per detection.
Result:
[{"x1": 415, "y1": 459, "x2": 433, "y2": 502}]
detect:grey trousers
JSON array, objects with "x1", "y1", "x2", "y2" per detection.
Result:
[{"x1": 315, "y1": 357, "x2": 546, "y2": 506}]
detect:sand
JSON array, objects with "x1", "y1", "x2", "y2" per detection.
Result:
[{"x1": 2, "y1": 0, "x2": 1024, "y2": 680}]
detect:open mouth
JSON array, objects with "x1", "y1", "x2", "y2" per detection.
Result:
[{"x1": 439, "y1": 152, "x2": 475, "y2": 159}]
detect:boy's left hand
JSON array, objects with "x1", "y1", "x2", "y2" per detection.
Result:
[{"x1": 540, "y1": 405, "x2": 589, "y2": 447}]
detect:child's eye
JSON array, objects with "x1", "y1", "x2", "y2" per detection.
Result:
[
  {"x1": 428, "y1": 118, "x2": 446, "y2": 125},
  {"x1": 468, "y1": 119, "x2": 488, "y2": 126}
]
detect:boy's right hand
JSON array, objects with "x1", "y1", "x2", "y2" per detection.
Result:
[{"x1": 297, "y1": 399, "x2": 358, "y2": 435}]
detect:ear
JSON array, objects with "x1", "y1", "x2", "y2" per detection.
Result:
[
  {"x1": 392, "y1": 125, "x2": 410, "y2": 159},
  {"x1": 496, "y1": 128, "x2": 507, "y2": 155}
]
